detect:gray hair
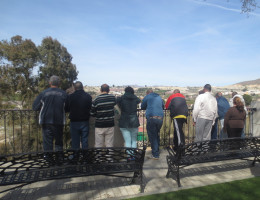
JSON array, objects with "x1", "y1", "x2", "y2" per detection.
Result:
[{"x1": 49, "y1": 75, "x2": 60, "y2": 86}]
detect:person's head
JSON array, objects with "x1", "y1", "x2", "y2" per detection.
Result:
[
  {"x1": 49, "y1": 75, "x2": 60, "y2": 87},
  {"x1": 233, "y1": 97, "x2": 244, "y2": 112},
  {"x1": 173, "y1": 89, "x2": 180, "y2": 94},
  {"x1": 101, "y1": 84, "x2": 110, "y2": 93},
  {"x1": 199, "y1": 90, "x2": 204, "y2": 95},
  {"x1": 203, "y1": 84, "x2": 211, "y2": 92},
  {"x1": 146, "y1": 88, "x2": 153, "y2": 95},
  {"x1": 125, "y1": 86, "x2": 134, "y2": 94},
  {"x1": 215, "y1": 92, "x2": 222, "y2": 98},
  {"x1": 232, "y1": 91, "x2": 238, "y2": 98},
  {"x1": 74, "y1": 81, "x2": 83, "y2": 90}
]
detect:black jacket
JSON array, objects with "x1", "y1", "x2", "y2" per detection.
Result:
[
  {"x1": 32, "y1": 87, "x2": 67, "y2": 125},
  {"x1": 117, "y1": 93, "x2": 141, "y2": 128},
  {"x1": 66, "y1": 89, "x2": 92, "y2": 122},
  {"x1": 169, "y1": 96, "x2": 188, "y2": 118}
]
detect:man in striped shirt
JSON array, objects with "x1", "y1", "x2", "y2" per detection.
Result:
[{"x1": 90, "y1": 84, "x2": 116, "y2": 147}]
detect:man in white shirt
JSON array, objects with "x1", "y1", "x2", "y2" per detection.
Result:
[{"x1": 193, "y1": 84, "x2": 218, "y2": 141}]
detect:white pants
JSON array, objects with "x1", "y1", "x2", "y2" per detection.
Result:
[
  {"x1": 195, "y1": 118, "x2": 213, "y2": 142},
  {"x1": 95, "y1": 127, "x2": 114, "y2": 147}
]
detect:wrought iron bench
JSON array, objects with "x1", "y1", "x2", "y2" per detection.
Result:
[
  {"x1": 0, "y1": 146, "x2": 146, "y2": 193},
  {"x1": 166, "y1": 137, "x2": 260, "y2": 187}
]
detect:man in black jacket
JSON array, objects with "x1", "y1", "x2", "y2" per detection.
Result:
[
  {"x1": 66, "y1": 81, "x2": 92, "y2": 150},
  {"x1": 166, "y1": 89, "x2": 188, "y2": 149},
  {"x1": 33, "y1": 76, "x2": 67, "y2": 152}
]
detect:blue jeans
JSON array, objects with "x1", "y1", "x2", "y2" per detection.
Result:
[
  {"x1": 211, "y1": 118, "x2": 218, "y2": 140},
  {"x1": 70, "y1": 121, "x2": 89, "y2": 150},
  {"x1": 146, "y1": 118, "x2": 163, "y2": 158},
  {"x1": 120, "y1": 128, "x2": 138, "y2": 148}
]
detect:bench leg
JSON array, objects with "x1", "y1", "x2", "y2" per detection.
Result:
[
  {"x1": 177, "y1": 165, "x2": 182, "y2": 187},
  {"x1": 252, "y1": 156, "x2": 260, "y2": 167}
]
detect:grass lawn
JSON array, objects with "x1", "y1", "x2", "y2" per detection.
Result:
[{"x1": 127, "y1": 176, "x2": 260, "y2": 200}]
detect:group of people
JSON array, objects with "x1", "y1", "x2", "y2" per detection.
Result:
[
  {"x1": 192, "y1": 84, "x2": 247, "y2": 143},
  {"x1": 32, "y1": 76, "x2": 247, "y2": 160}
]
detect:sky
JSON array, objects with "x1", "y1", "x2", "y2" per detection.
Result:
[{"x1": 1, "y1": 0, "x2": 260, "y2": 87}]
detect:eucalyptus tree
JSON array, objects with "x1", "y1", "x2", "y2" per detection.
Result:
[
  {"x1": 0, "y1": 35, "x2": 39, "y2": 107},
  {"x1": 38, "y1": 37, "x2": 78, "y2": 91}
]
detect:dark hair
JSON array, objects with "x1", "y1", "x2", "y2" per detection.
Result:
[
  {"x1": 49, "y1": 75, "x2": 60, "y2": 86},
  {"x1": 125, "y1": 86, "x2": 134, "y2": 94},
  {"x1": 74, "y1": 81, "x2": 83, "y2": 90},
  {"x1": 215, "y1": 92, "x2": 222, "y2": 98},
  {"x1": 232, "y1": 91, "x2": 238, "y2": 97},
  {"x1": 199, "y1": 90, "x2": 204, "y2": 95},
  {"x1": 233, "y1": 97, "x2": 244, "y2": 112},
  {"x1": 204, "y1": 84, "x2": 211, "y2": 92},
  {"x1": 101, "y1": 84, "x2": 109, "y2": 93}
]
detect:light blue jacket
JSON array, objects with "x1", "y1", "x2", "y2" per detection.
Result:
[{"x1": 141, "y1": 93, "x2": 164, "y2": 118}]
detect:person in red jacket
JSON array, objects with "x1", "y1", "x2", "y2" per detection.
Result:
[{"x1": 165, "y1": 89, "x2": 188, "y2": 150}]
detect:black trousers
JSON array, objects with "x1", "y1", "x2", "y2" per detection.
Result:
[
  {"x1": 173, "y1": 118, "x2": 186, "y2": 148},
  {"x1": 42, "y1": 124, "x2": 63, "y2": 151},
  {"x1": 227, "y1": 127, "x2": 243, "y2": 138}
]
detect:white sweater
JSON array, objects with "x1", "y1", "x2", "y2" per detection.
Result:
[{"x1": 193, "y1": 92, "x2": 218, "y2": 123}]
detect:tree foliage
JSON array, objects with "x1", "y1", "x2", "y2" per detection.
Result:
[
  {"x1": 243, "y1": 94, "x2": 253, "y2": 106},
  {"x1": 38, "y1": 37, "x2": 78, "y2": 91},
  {"x1": 0, "y1": 35, "x2": 39, "y2": 107},
  {"x1": 0, "y1": 35, "x2": 78, "y2": 108},
  {"x1": 241, "y1": 0, "x2": 259, "y2": 13}
]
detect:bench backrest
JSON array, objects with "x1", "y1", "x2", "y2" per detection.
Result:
[
  {"x1": 0, "y1": 147, "x2": 146, "y2": 176},
  {"x1": 167, "y1": 137, "x2": 259, "y2": 165}
]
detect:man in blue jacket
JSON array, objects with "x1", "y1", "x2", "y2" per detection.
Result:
[
  {"x1": 211, "y1": 92, "x2": 230, "y2": 139},
  {"x1": 33, "y1": 76, "x2": 67, "y2": 152},
  {"x1": 141, "y1": 89, "x2": 164, "y2": 160}
]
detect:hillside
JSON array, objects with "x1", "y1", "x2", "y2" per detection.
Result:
[{"x1": 236, "y1": 78, "x2": 260, "y2": 86}]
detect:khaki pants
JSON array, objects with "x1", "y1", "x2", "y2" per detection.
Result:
[{"x1": 95, "y1": 127, "x2": 114, "y2": 147}]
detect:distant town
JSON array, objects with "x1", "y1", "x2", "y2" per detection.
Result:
[{"x1": 83, "y1": 80, "x2": 260, "y2": 107}]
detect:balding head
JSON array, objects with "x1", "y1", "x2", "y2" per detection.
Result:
[
  {"x1": 173, "y1": 89, "x2": 180, "y2": 94},
  {"x1": 74, "y1": 81, "x2": 83, "y2": 90},
  {"x1": 101, "y1": 84, "x2": 110, "y2": 93},
  {"x1": 146, "y1": 88, "x2": 153, "y2": 95}
]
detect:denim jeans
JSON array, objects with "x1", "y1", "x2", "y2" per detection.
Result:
[
  {"x1": 42, "y1": 124, "x2": 63, "y2": 151},
  {"x1": 146, "y1": 118, "x2": 163, "y2": 158},
  {"x1": 70, "y1": 121, "x2": 89, "y2": 150},
  {"x1": 120, "y1": 128, "x2": 138, "y2": 148},
  {"x1": 211, "y1": 118, "x2": 218, "y2": 140}
]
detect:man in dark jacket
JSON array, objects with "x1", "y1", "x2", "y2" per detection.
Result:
[
  {"x1": 211, "y1": 92, "x2": 230, "y2": 139},
  {"x1": 66, "y1": 81, "x2": 92, "y2": 150},
  {"x1": 165, "y1": 89, "x2": 188, "y2": 149},
  {"x1": 141, "y1": 89, "x2": 164, "y2": 160},
  {"x1": 33, "y1": 76, "x2": 67, "y2": 152}
]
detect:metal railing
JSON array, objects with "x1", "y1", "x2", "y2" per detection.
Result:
[{"x1": 0, "y1": 108, "x2": 257, "y2": 155}]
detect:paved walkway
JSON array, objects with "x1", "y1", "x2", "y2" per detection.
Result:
[{"x1": 0, "y1": 148, "x2": 259, "y2": 200}]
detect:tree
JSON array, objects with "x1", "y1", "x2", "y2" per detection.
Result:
[
  {"x1": 38, "y1": 37, "x2": 78, "y2": 91},
  {"x1": 241, "y1": 0, "x2": 259, "y2": 13},
  {"x1": 0, "y1": 35, "x2": 39, "y2": 107},
  {"x1": 243, "y1": 94, "x2": 253, "y2": 106}
]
